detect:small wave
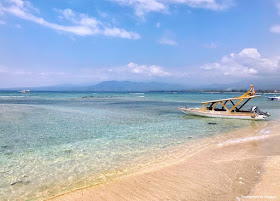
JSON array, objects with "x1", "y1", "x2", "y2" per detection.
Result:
[
  {"x1": 138, "y1": 96, "x2": 145, "y2": 98},
  {"x1": 130, "y1": 93, "x2": 145, "y2": 95},
  {"x1": 218, "y1": 135, "x2": 270, "y2": 146},
  {"x1": 0, "y1": 96, "x2": 25, "y2": 98},
  {"x1": 258, "y1": 129, "x2": 271, "y2": 135}
]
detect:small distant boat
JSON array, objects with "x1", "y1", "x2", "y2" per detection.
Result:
[
  {"x1": 267, "y1": 97, "x2": 280, "y2": 101},
  {"x1": 18, "y1": 90, "x2": 30, "y2": 93},
  {"x1": 179, "y1": 85, "x2": 270, "y2": 120}
]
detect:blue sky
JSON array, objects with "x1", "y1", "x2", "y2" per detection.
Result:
[{"x1": 0, "y1": 0, "x2": 280, "y2": 88}]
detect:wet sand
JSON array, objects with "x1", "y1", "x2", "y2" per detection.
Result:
[{"x1": 50, "y1": 121, "x2": 280, "y2": 201}]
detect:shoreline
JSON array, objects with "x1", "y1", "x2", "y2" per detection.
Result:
[{"x1": 49, "y1": 120, "x2": 280, "y2": 201}]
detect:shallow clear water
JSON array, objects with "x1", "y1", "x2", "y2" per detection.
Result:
[{"x1": 0, "y1": 91, "x2": 279, "y2": 200}]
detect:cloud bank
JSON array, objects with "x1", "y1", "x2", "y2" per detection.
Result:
[
  {"x1": 0, "y1": 0, "x2": 140, "y2": 39},
  {"x1": 1, "y1": 48, "x2": 279, "y2": 87},
  {"x1": 0, "y1": 62, "x2": 183, "y2": 87},
  {"x1": 200, "y1": 48, "x2": 280, "y2": 82}
]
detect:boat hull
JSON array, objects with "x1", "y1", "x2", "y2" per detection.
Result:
[{"x1": 179, "y1": 108, "x2": 266, "y2": 120}]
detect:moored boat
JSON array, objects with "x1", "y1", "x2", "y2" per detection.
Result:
[
  {"x1": 179, "y1": 85, "x2": 270, "y2": 120},
  {"x1": 18, "y1": 90, "x2": 30, "y2": 93},
  {"x1": 267, "y1": 96, "x2": 280, "y2": 101}
]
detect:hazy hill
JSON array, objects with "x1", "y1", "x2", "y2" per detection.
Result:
[
  {"x1": 88, "y1": 81, "x2": 185, "y2": 92},
  {"x1": 2, "y1": 80, "x2": 279, "y2": 92},
  {"x1": 2, "y1": 81, "x2": 186, "y2": 92}
]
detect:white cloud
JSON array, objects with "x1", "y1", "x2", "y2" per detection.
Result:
[
  {"x1": 110, "y1": 0, "x2": 167, "y2": 17},
  {"x1": 0, "y1": 0, "x2": 140, "y2": 39},
  {"x1": 202, "y1": 42, "x2": 218, "y2": 48},
  {"x1": 127, "y1": 62, "x2": 171, "y2": 76},
  {"x1": 270, "y1": 24, "x2": 280, "y2": 34},
  {"x1": 109, "y1": 0, "x2": 233, "y2": 16},
  {"x1": 0, "y1": 61, "x2": 191, "y2": 87},
  {"x1": 159, "y1": 37, "x2": 177, "y2": 46},
  {"x1": 77, "y1": 62, "x2": 172, "y2": 82},
  {"x1": 200, "y1": 48, "x2": 280, "y2": 81},
  {"x1": 169, "y1": 0, "x2": 233, "y2": 10},
  {"x1": 0, "y1": 20, "x2": 5, "y2": 25},
  {"x1": 104, "y1": 27, "x2": 140, "y2": 39},
  {"x1": 60, "y1": 8, "x2": 75, "y2": 21},
  {"x1": 238, "y1": 48, "x2": 260, "y2": 59}
]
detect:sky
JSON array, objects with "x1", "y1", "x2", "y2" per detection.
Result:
[{"x1": 0, "y1": 0, "x2": 280, "y2": 88}]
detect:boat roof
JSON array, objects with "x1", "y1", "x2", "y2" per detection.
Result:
[{"x1": 202, "y1": 95, "x2": 260, "y2": 104}]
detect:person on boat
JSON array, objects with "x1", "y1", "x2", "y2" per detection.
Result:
[
  {"x1": 241, "y1": 84, "x2": 256, "y2": 97},
  {"x1": 249, "y1": 84, "x2": 256, "y2": 95}
]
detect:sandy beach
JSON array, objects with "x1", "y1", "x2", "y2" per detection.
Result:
[
  {"x1": 50, "y1": 120, "x2": 280, "y2": 201},
  {"x1": 2, "y1": 0, "x2": 280, "y2": 200}
]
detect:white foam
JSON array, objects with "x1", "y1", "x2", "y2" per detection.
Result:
[
  {"x1": 218, "y1": 135, "x2": 269, "y2": 146},
  {"x1": 258, "y1": 129, "x2": 271, "y2": 135},
  {"x1": 0, "y1": 96, "x2": 25, "y2": 98}
]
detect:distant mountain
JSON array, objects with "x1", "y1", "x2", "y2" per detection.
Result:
[
  {"x1": 1, "y1": 81, "x2": 186, "y2": 92},
  {"x1": 88, "y1": 81, "x2": 186, "y2": 92},
  {"x1": 2, "y1": 80, "x2": 278, "y2": 92}
]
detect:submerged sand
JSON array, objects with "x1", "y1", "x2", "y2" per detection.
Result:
[{"x1": 50, "y1": 121, "x2": 280, "y2": 201}]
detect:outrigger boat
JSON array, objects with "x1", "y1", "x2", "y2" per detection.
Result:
[{"x1": 179, "y1": 85, "x2": 270, "y2": 120}]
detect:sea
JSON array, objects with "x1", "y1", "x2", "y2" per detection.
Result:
[{"x1": 0, "y1": 91, "x2": 279, "y2": 200}]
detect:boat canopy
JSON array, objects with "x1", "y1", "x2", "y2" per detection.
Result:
[
  {"x1": 200, "y1": 85, "x2": 258, "y2": 112},
  {"x1": 202, "y1": 95, "x2": 260, "y2": 104}
]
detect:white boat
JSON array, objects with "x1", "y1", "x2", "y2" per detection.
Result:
[
  {"x1": 179, "y1": 85, "x2": 270, "y2": 120},
  {"x1": 267, "y1": 96, "x2": 280, "y2": 101},
  {"x1": 18, "y1": 90, "x2": 30, "y2": 93}
]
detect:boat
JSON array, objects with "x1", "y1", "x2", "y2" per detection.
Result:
[
  {"x1": 267, "y1": 96, "x2": 280, "y2": 101},
  {"x1": 18, "y1": 90, "x2": 30, "y2": 93},
  {"x1": 179, "y1": 85, "x2": 270, "y2": 120}
]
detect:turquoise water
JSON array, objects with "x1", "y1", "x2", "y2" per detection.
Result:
[{"x1": 0, "y1": 91, "x2": 279, "y2": 200}]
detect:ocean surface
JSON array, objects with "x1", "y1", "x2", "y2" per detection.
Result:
[{"x1": 0, "y1": 91, "x2": 279, "y2": 200}]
